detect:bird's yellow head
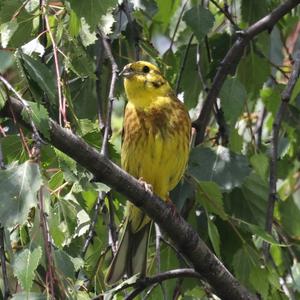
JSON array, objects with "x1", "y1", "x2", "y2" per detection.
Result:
[{"x1": 120, "y1": 61, "x2": 172, "y2": 109}]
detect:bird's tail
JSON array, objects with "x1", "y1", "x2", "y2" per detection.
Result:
[{"x1": 105, "y1": 219, "x2": 151, "y2": 285}]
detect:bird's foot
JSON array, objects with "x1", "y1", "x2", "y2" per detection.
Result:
[
  {"x1": 138, "y1": 177, "x2": 153, "y2": 195},
  {"x1": 166, "y1": 197, "x2": 178, "y2": 217}
]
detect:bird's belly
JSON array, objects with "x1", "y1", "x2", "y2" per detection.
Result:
[{"x1": 122, "y1": 131, "x2": 187, "y2": 199}]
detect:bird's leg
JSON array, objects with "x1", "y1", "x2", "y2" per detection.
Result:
[{"x1": 138, "y1": 177, "x2": 153, "y2": 195}]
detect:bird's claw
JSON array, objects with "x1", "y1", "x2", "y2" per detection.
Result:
[{"x1": 138, "y1": 177, "x2": 153, "y2": 195}]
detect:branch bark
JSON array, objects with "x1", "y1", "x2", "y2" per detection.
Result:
[
  {"x1": 1, "y1": 96, "x2": 257, "y2": 300},
  {"x1": 264, "y1": 51, "x2": 300, "y2": 258},
  {"x1": 193, "y1": 0, "x2": 300, "y2": 145}
]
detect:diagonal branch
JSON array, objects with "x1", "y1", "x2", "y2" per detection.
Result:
[
  {"x1": 193, "y1": 0, "x2": 300, "y2": 145},
  {"x1": 263, "y1": 51, "x2": 300, "y2": 258},
  {"x1": 0, "y1": 96, "x2": 257, "y2": 300}
]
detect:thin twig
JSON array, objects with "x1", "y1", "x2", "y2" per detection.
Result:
[
  {"x1": 175, "y1": 34, "x2": 194, "y2": 94},
  {"x1": 124, "y1": 269, "x2": 202, "y2": 300},
  {"x1": 122, "y1": 0, "x2": 141, "y2": 60},
  {"x1": 100, "y1": 35, "x2": 119, "y2": 157},
  {"x1": 263, "y1": 51, "x2": 300, "y2": 259},
  {"x1": 81, "y1": 192, "x2": 104, "y2": 257},
  {"x1": 193, "y1": 0, "x2": 300, "y2": 145},
  {"x1": 81, "y1": 32, "x2": 119, "y2": 257},
  {"x1": 154, "y1": 224, "x2": 166, "y2": 300},
  {"x1": 209, "y1": 0, "x2": 238, "y2": 28},
  {"x1": 95, "y1": 38, "x2": 106, "y2": 132},
  {"x1": 0, "y1": 142, "x2": 6, "y2": 170},
  {"x1": 168, "y1": 1, "x2": 188, "y2": 51},
  {"x1": 160, "y1": 236, "x2": 192, "y2": 268},
  {"x1": 0, "y1": 75, "x2": 43, "y2": 144},
  {"x1": 39, "y1": 188, "x2": 56, "y2": 299},
  {"x1": 0, "y1": 227, "x2": 10, "y2": 299},
  {"x1": 93, "y1": 269, "x2": 201, "y2": 300},
  {"x1": 43, "y1": 3, "x2": 66, "y2": 126}
]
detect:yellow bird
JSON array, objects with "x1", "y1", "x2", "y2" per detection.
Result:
[{"x1": 105, "y1": 61, "x2": 191, "y2": 285}]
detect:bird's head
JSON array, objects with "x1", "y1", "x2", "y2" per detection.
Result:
[{"x1": 120, "y1": 61, "x2": 171, "y2": 109}]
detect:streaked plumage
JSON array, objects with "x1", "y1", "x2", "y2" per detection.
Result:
[{"x1": 105, "y1": 61, "x2": 191, "y2": 285}]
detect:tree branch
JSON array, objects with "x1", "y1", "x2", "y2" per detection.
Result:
[
  {"x1": 124, "y1": 269, "x2": 202, "y2": 300},
  {"x1": 193, "y1": 0, "x2": 300, "y2": 145},
  {"x1": 263, "y1": 51, "x2": 300, "y2": 258},
  {"x1": 1, "y1": 96, "x2": 257, "y2": 300},
  {"x1": 0, "y1": 227, "x2": 10, "y2": 299}
]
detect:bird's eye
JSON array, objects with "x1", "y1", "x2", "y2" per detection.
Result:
[{"x1": 142, "y1": 65, "x2": 150, "y2": 73}]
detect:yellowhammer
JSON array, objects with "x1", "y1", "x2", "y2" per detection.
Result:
[{"x1": 105, "y1": 61, "x2": 191, "y2": 285}]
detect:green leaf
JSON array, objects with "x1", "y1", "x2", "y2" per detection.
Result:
[
  {"x1": 260, "y1": 85, "x2": 282, "y2": 115},
  {"x1": 0, "y1": 49, "x2": 14, "y2": 73},
  {"x1": 220, "y1": 77, "x2": 246, "y2": 126},
  {"x1": 154, "y1": 0, "x2": 180, "y2": 31},
  {"x1": 19, "y1": 53, "x2": 56, "y2": 103},
  {"x1": 197, "y1": 181, "x2": 227, "y2": 220},
  {"x1": 0, "y1": 161, "x2": 42, "y2": 227},
  {"x1": 226, "y1": 173, "x2": 268, "y2": 227},
  {"x1": 69, "y1": 0, "x2": 117, "y2": 28},
  {"x1": 189, "y1": 146, "x2": 251, "y2": 191},
  {"x1": 279, "y1": 196, "x2": 300, "y2": 239},
  {"x1": 229, "y1": 128, "x2": 243, "y2": 153},
  {"x1": 291, "y1": 261, "x2": 300, "y2": 292},
  {"x1": 249, "y1": 266, "x2": 269, "y2": 299},
  {"x1": 21, "y1": 101, "x2": 50, "y2": 139},
  {"x1": 0, "y1": 21, "x2": 18, "y2": 48},
  {"x1": 11, "y1": 293, "x2": 46, "y2": 300},
  {"x1": 241, "y1": 0, "x2": 268, "y2": 24},
  {"x1": 175, "y1": 45, "x2": 202, "y2": 109},
  {"x1": 183, "y1": 6, "x2": 215, "y2": 43},
  {"x1": 250, "y1": 153, "x2": 269, "y2": 181},
  {"x1": 237, "y1": 51, "x2": 269, "y2": 98},
  {"x1": 233, "y1": 245, "x2": 260, "y2": 287},
  {"x1": 1, "y1": 135, "x2": 24, "y2": 163},
  {"x1": 13, "y1": 247, "x2": 42, "y2": 292},
  {"x1": 207, "y1": 219, "x2": 221, "y2": 257}
]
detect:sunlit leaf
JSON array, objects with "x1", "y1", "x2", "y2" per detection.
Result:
[{"x1": 0, "y1": 161, "x2": 42, "y2": 227}]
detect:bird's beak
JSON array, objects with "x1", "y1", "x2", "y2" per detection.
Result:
[{"x1": 119, "y1": 65, "x2": 135, "y2": 78}]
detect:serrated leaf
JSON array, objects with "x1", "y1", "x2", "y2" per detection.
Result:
[
  {"x1": 0, "y1": 49, "x2": 15, "y2": 73},
  {"x1": 21, "y1": 101, "x2": 50, "y2": 139},
  {"x1": 220, "y1": 77, "x2": 246, "y2": 126},
  {"x1": 208, "y1": 219, "x2": 221, "y2": 257},
  {"x1": 232, "y1": 246, "x2": 260, "y2": 286},
  {"x1": 183, "y1": 6, "x2": 214, "y2": 43},
  {"x1": 260, "y1": 86, "x2": 282, "y2": 115},
  {"x1": 0, "y1": 161, "x2": 42, "y2": 227},
  {"x1": 175, "y1": 45, "x2": 202, "y2": 109},
  {"x1": 237, "y1": 51, "x2": 269, "y2": 98},
  {"x1": 53, "y1": 249, "x2": 76, "y2": 279},
  {"x1": 250, "y1": 153, "x2": 269, "y2": 181},
  {"x1": 69, "y1": 0, "x2": 117, "y2": 28},
  {"x1": 0, "y1": 21, "x2": 18, "y2": 48},
  {"x1": 225, "y1": 173, "x2": 268, "y2": 227},
  {"x1": 241, "y1": 0, "x2": 268, "y2": 24},
  {"x1": 249, "y1": 266, "x2": 269, "y2": 299},
  {"x1": 154, "y1": 0, "x2": 180, "y2": 31},
  {"x1": 197, "y1": 181, "x2": 227, "y2": 220},
  {"x1": 229, "y1": 128, "x2": 243, "y2": 153},
  {"x1": 291, "y1": 261, "x2": 300, "y2": 292},
  {"x1": 189, "y1": 146, "x2": 251, "y2": 191},
  {"x1": 19, "y1": 53, "x2": 56, "y2": 103},
  {"x1": 279, "y1": 196, "x2": 300, "y2": 239},
  {"x1": 11, "y1": 293, "x2": 46, "y2": 300},
  {"x1": 13, "y1": 247, "x2": 42, "y2": 292}
]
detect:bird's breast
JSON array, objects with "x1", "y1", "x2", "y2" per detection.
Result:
[{"x1": 121, "y1": 101, "x2": 191, "y2": 199}]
